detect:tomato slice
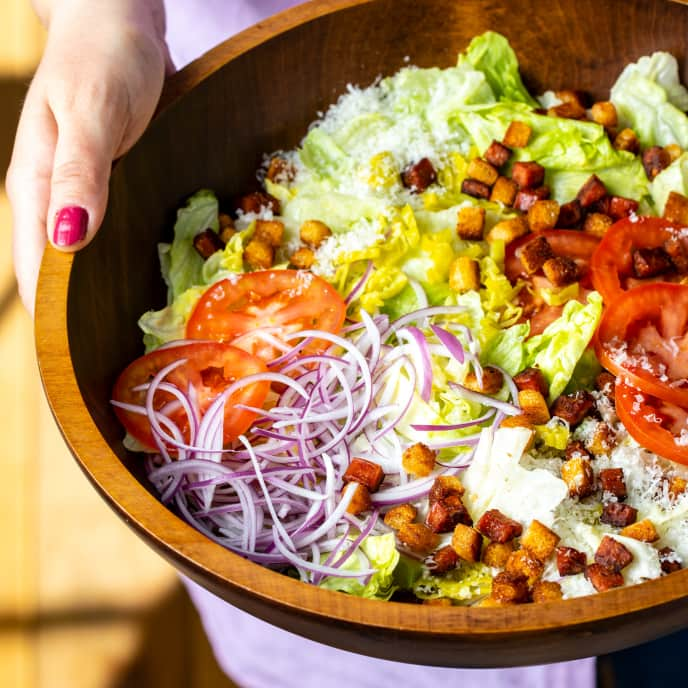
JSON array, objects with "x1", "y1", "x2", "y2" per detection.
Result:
[
  {"x1": 186, "y1": 270, "x2": 347, "y2": 362},
  {"x1": 112, "y1": 342, "x2": 270, "y2": 450},
  {"x1": 590, "y1": 216, "x2": 685, "y2": 304},
  {"x1": 615, "y1": 380, "x2": 688, "y2": 466},
  {"x1": 595, "y1": 283, "x2": 688, "y2": 407},
  {"x1": 505, "y1": 230, "x2": 600, "y2": 335}
]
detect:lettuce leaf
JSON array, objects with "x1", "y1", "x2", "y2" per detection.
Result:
[
  {"x1": 611, "y1": 51, "x2": 688, "y2": 148},
  {"x1": 651, "y1": 152, "x2": 688, "y2": 215},
  {"x1": 318, "y1": 533, "x2": 400, "y2": 600},
  {"x1": 525, "y1": 292, "x2": 604, "y2": 401}
]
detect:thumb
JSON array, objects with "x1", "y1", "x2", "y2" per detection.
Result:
[{"x1": 47, "y1": 98, "x2": 125, "y2": 250}]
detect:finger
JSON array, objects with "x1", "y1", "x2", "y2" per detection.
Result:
[
  {"x1": 46, "y1": 82, "x2": 130, "y2": 251},
  {"x1": 6, "y1": 87, "x2": 57, "y2": 315}
]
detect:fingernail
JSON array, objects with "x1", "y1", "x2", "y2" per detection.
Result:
[{"x1": 53, "y1": 206, "x2": 88, "y2": 247}]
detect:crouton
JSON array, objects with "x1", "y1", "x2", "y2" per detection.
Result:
[
  {"x1": 548, "y1": 101, "x2": 586, "y2": 120},
  {"x1": 519, "y1": 235, "x2": 554, "y2": 274},
  {"x1": 484, "y1": 140, "x2": 512, "y2": 168},
  {"x1": 463, "y1": 366, "x2": 504, "y2": 394},
  {"x1": 193, "y1": 228, "x2": 225, "y2": 259},
  {"x1": 514, "y1": 186, "x2": 551, "y2": 212},
  {"x1": 521, "y1": 520, "x2": 560, "y2": 562},
  {"x1": 487, "y1": 216, "x2": 530, "y2": 244},
  {"x1": 383, "y1": 503, "x2": 417, "y2": 530},
  {"x1": 254, "y1": 219, "x2": 285, "y2": 247},
  {"x1": 532, "y1": 580, "x2": 564, "y2": 603},
  {"x1": 599, "y1": 468, "x2": 627, "y2": 500},
  {"x1": 402, "y1": 442, "x2": 437, "y2": 478},
  {"x1": 512, "y1": 161, "x2": 546, "y2": 189},
  {"x1": 576, "y1": 175, "x2": 607, "y2": 208},
  {"x1": 237, "y1": 191, "x2": 281, "y2": 215},
  {"x1": 266, "y1": 156, "x2": 295, "y2": 183},
  {"x1": 632, "y1": 246, "x2": 673, "y2": 279},
  {"x1": 505, "y1": 548, "x2": 545, "y2": 586},
  {"x1": 588, "y1": 422, "x2": 617, "y2": 456},
  {"x1": 565, "y1": 440, "x2": 592, "y2": 462},
  {"x1": 503, "y1": 121, "x2": 532, "y2": 148},
  {"x1": 665, "y1": 143, "x2": 683, "y2": 163},
  {"x1": 289, "y1": 247, "x2": 315, "y2": 270},
  {"x1": 449, "y1": 256, "x2": 481, "y2": 293},
  {"x1": 583, "y1": 212, "x2": 613, "y2": 238},
  {"x1": 586, "y1": 563, "x2": 624, "y2": 592},
  {"x1": 490, "y1": 176, "x2": 519, "y2": 206},
  {"x1": 557, "y1": 199, "x2": 583, "y2": 228},
  {"x1": 555, "y1": 89, "x2": 590, "y2": 108},
  {"x1": 429, "y1": 475, "x2": 465, "y2": 503},
  {"x1": 551, "y1": 391, "x2": 594, "y2": 426},
  {"x1": 343, "y1": 457, "x2": 385, "y2": 492},
  {"x1": 664, "y1": 236, "x2": 688, "y2": 274},
  {"x1": 613, "y1": 128, "x2": 640, "y2": 154},
  {"x1": 482, "y1": 541, "x2": 514, "y2": 568},
  {"x1": 491, "y1": 571, "x2": 530, "y2": 604},
  {"x1": 398, "y1": 523, "x2": 441, "y2": 555},
  {"x1": 426, "y1": 496, "x2": 473, "y2": 533},
  {"x1": 346, "y1": 483, "x2": 372, "y2": 515},
  {"x1": 513, "y1": 367, "x2": 548, "y2": 397},
  {"x1": 668, "y1": 475, "x2": 688, "y2": 500},
  {"x1": 542, "y1": 256, "x2": 579, "y2": 286},
  {"x1": 428, "y1": 545, "x2": 459, "y2": 574},
  {"x1": 451, "y1": 523, "x2": 483, "y2": 562},
  {"x1": 401, "y1": 158, "x2": 437, "y2": 193},
  {"x1": 591, "y1": 101, "x2": 618, "y2": 129},
  {"x1": 556, "y1": 546, "x2": 587, "y2": 576},
  {"x1": 518, "y1": 389, "x2": 550, "y2": 425},
  {"x1": 476, "y1": 509, "x2": 523, "y2": 543},
  {"x1": 244, "y1": 238, "x2": 274, "y2": 269},
  {"x1": 499, "y1": 415, "x2": 536, "y2": 432},
  {"x1": 456, "y1": 205, "x2": 486, "y2": 241},
  {"x1": 299, "y1": 219, "x2": 332, "y2": 248},
  {"x1": 642, "y1": 146, "x2": 671, "y2": 180},
  {"x1": 595, "y1": 535, "x2": 633, "y2": 572},
  {"x1": 663, "y1": 191, "x2": 688, "y2": 226},
  {"x1": 561, "y1": 456, "x2": 595, "y2": 498},
  {"x1": 600, "y1": 502, "x2": 638, "y2": 528},
  {"x1": 461, "y1": 178, "x2": 491, "y2": 199},
  {"x1": 467, "y1": 158, "x2": 499, "y2": 186},
  {"x1": 620, "y1": 519, "x2": 659, "y2": 543}
]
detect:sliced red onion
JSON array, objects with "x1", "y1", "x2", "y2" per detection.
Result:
[
  {"x1": 430, "y1": 325, "x2": 465, "y2": 364},
  {"x1": 449, "y1": 382, "x2": 521, "y2": 416}
]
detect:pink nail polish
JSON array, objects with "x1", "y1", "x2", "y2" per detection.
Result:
[{"x1": 53, "y1": 206, "x2": 88, "y2": 247}]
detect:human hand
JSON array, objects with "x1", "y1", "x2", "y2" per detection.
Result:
[{"x1": 6, "y1": 0, "x2": 171, "y2": 313}]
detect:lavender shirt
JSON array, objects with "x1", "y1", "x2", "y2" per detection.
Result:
[{"x1": 163, "y1": 2, "x2": 596, "y2": 685}]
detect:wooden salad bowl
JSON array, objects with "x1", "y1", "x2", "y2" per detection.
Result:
[{"x1": 36, "y1": 0, "x2": 688, "y2": 667}]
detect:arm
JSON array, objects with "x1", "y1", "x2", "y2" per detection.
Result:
[{"x1": 6, "y1": 0, "x2": 170, "y2": 313}]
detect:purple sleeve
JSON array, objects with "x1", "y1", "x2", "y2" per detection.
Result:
[
  {"x1": 162, "y1": 4, "x2": 596, "y2": 686},
  {"x1": 163, "y1": 0, "x2": 304, "y2": 68}
]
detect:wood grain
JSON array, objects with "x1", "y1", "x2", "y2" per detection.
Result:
[{"x1": 36, "y1": 0, "x2": 688, "y2": 669}]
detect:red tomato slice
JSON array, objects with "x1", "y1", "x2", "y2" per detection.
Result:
[
  {"x1": 590, "y1": 216, "x2": 685, "y2": 304},
  {"x1": 112, "y1": 342, "x2": 270, "y2": 451},
  {"x1": 186, "y1": 270, "x2": 347, "y2": 362},
  {"x1": 595, "y1": 283, "x2": 688, "y2": 407},
  {"x1": 505, "y1": 230, "x2": 600, "y2": 335},
  {"x1": 615, "y1": 380, "x2": 688, "y2": 466}
]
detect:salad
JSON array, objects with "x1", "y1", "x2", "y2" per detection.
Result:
[{"x1": 112, "y1": 32, "x2": 688, "y2": 606}]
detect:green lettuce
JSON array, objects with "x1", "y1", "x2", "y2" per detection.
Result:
[
  {"x1": 460, "y1": 31, "x2": 539, "y2": 108},
  {"x1": 525, "y1": 292, "x2": 604, "y2": 401},
  {"x1": 611, "y1": 51, "x2": 688, "y2": 148},
  {"x1": 318, "y1": 533, "x2": 400, "y2": 600},
  {"x1": 651, "y1": 152, "x2": 688, "y2": 215}
]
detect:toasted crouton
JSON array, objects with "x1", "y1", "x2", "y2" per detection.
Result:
[
  {"x1": 487, "y1": 216, "x2": 530, "y2": 244},
  {"x1": 518, "y1": 235, "x2": 554, "y2": 274},
  {"x1": 527, "y1": 200, "x2": 560, "y2": 232},
  {"x1": 402, "y1": 442, "x2": 437, "y2": 477},
  {"x1": 503, "y1": 121, "x2": 532, "y2": 148},
  {"x1": 505, "y1": 549, "x2": 545, "y2": 586},
  {"x1": 244, "y1": 238, "x2": 274, "y2": 269},
  {"x1": 254, "y1": 219, "x2": 284, "y2": 247},
  {"x1": 467, "y1": 158, "x2": 499, "y2": 186},
  {"x1": 490, "y1": 176, "x2": 518, "y2": 206},
  {"x1": 300, "y1": 219, "x2": 332, "y2": 248},
  {"x1": 542, "y1": 256, "x2": 579, "y2": 286},
  {"x1": 531, "y1": 580, "x2": 563, "y2": 603},
  {"x1": 665, "y1": 143, "x2": 683, "y2": 163},
  {"x1": 561, "y1": 456, "x2": 595, "y2": 498},
  {"x1": 346, "y1": 483, "x2": 372, "y2": 515},
  {"x1": 491, "y1": 571, "x2": 529, "y2": 604},
  {"x1": 518, "y1": 389, "x2": 550, "y2": 425},
  {"x1": 583, "y1": 212, "x2": 613, "y2": 238},
  {"x1": 398, "y1": 523, "x2": 440, "y2": 555},
  {"x1": 456, "y1": 205, "x2": 486, "y2": 241},
  {"x1": 451, "y1": 524, "x2": 483, "y2": 562},
  {"x1": 449, "y1": 256, "x2": 481, "y2": 293},
  {"x1": 613, "y1": 128, "x2": 640, "y2": 154},
  {"x1": 383, "y1": 503, "x2": 417, "y2": 530},
  {"x1": 289, "y1": 247, "x2": 315, "y2": 270},
  {"x1": 482, "y1": 541, "x2": 514, "y2": 568},
  {"x1": 620, "y1": 519, "x2": 659, "y2": 543},
  {"x1": 591, "y1": 101, "x2": 618, "y2": 129},
  {"x1": 588, "y1": 422, "x2": 617, "y2": 456},
  {"x1": 521, "y1": 520, "x2": 560, "y2": 562},
  {"x1": 429, "y1": 475, "x2": 465, "y2": 502},
  {"x1": 463, "y1": 366, "x2": 504, "y2": 394},
  {"x1": 663, "y1": 191, "x2": 688, "y2": 226}
]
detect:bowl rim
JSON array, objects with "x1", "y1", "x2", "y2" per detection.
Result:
[{"x1": 35, "y1": 0, "x2": 688, "y2": 654}]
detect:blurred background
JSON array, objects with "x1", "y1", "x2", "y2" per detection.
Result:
[{"x1": 0, "y1": 4, "x2": 233, "y2": 687}]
